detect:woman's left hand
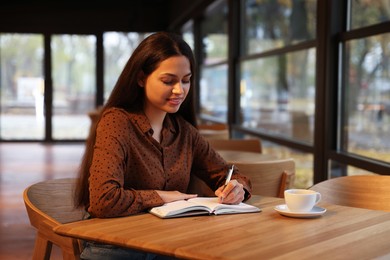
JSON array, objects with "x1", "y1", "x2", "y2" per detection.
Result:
[
  {"x1": 155, "y1": 190, "x2": 198, "y2": 203},
  {"x1": 215, "y1": 179, "x2": 245, "y2": 204}
]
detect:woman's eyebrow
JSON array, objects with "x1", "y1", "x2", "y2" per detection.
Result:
[{"x1": 160, "y1": 72, "x2": 192, "y2": 77}]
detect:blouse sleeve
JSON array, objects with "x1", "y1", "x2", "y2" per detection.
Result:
[
  {"x1": 188, "y1": 124, "x2": 252, "y2": 199},
  {"x1": 88, "y1": 109, "x2": 164, "y2": 218}
]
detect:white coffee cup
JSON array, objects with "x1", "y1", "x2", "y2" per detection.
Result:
[{"x1": 284, "y1": 189, "x2": 321, "y2": 212}]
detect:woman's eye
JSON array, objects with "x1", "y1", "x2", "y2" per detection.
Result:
[
  {"x1": 161, "y1": 76, "x2": 190, "y2": 85},
  {"x1": 162, "y1": 80, "x2": 174, "y2": 85},
  {"x1": 182, "y1": 76, "x2": 192, "y2": 84}
]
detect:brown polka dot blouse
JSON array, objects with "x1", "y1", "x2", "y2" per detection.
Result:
[{"x1": 88, "y1": 108, "x2": 251, "y2": 218}]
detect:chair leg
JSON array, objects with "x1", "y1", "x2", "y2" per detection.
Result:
[
  {"x1": 32, "y1": 232, "x2": 52, "y2": 260},
  {"x1": 60, "y1": 239, "x2": 82, "y2": 260},
  {"x1": 62, "y1": 251, "x2": 80, "y2": 260}
]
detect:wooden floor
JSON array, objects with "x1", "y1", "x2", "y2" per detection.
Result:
[{"x1": 0, "y1": 143, "x2": 85, "y2": 260}]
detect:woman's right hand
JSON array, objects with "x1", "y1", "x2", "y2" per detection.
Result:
[{"x1": 155, "y1": 190, "x2": 198, "y2": 203}]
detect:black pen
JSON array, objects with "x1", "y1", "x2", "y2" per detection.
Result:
[{"x1": 220, "y1": 165, "x2": 234, "y2": 203}]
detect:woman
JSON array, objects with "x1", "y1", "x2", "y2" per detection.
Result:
[{"x1": 75, "y1": 32, "x2": 251, "y2": 259}]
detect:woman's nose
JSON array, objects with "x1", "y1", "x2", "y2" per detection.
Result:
[{"x1": 172, "y1": 82, "x2": 184, "y2": 94}]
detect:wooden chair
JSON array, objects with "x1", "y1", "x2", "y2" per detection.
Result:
[
  {"x1": 235, "y1": 159, "x2": 295, "y2": 198},
  {"x1": 207, "y1": 138, "x2": 262, "y2": 153},
  {"x1": 310, "y1": 175, "x2": 390, "y2": 212},
  {"x1": 197, "y1": 123, "x2": 228, "y2": 131},
  {"x1": 23, "y1": 178, "x2": 85, "y2": 260},
  {"x1": 188, "y1": 158, "x2": 295, "y2": 198},
  {"x1": 198, "y1": 123, "x2": 229, "y2": 140}
]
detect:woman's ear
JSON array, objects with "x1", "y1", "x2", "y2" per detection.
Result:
[
  {"x1": 138, "y1": 79, "x2": 144, "y2": 87},
  {"x1": 137, "y1": 71, "x2": 145, "y2": 87}
]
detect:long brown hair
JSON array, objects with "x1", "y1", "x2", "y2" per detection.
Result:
[{"x1": 75, "y1": 32, "x2": 197, "y2": 208}]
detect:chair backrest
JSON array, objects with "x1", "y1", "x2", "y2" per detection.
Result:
[
  {"x1": 310, "y1": 175, "x2": 390, "y2": 212},
  {"x1": 198, "y1": 123, "x2": 229, "y2": 140},
  {"x1": 188, "y1": 159, "x2": 295, "y2": 198},
  {"x1": 207, "y1": 139, "x2": 262, "y2": 153},
  {"x1": 24, "y1": 178, "x2": 85, "y2": 259},
  {"x1": 197, "y1": 123, "x2": 228, "y2": 131},
  {"x1": 235, "y1": 159, "x2": 295, "y2": 198},
  {"x1": 25, "y1": 178, "x2": 85, "y2": 225}
]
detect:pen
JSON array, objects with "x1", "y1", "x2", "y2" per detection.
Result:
[
  {"x1": 224, "y1": 164, "x2": 234, "y2": 187},
  {"x1": 220, "y1": 164, "x2": 234, "y2": 203}
]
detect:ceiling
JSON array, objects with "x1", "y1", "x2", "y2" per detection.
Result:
[{"x1": 0, "y1": 0, "x2": 214, "y2": 33}]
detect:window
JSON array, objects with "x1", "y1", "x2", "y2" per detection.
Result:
[
  {"x1": 51, "y1": 35, "x2": 96, "y2": 140},
  {"x1": 242, "y1": 0, "x2": 316, "y2": 55},
  {"x1": 0, "y1": 34, "x2": 44, "y2": 140},
  {"x1": 199, "y1": 0, "x2": 229, "y2": 122},
  {"x1": 343, "y1": 34, "x2": 390, "y2": 162},
  {"x1": 240, "y1": 49, "x2": 316, "y2": 143},
  {"x1": 333, "y1": 0, "x2": 390, "y2": 176},
  {"x1": 350, "y1": 0, "x2": 390, "y2": 29},
  {"x1": 238, "y1": 0, "x2": 317, "y2": 187},
  {"x1": 182, "y1": 20, "x2": 195, "y2": 51},
  {"x1": 103, "y1": 32, "x2": 148, "y2": 102},
  {"x1": 262, "y1": 140, "x2": 314, "y2": 188},
  {"x1": 200, "y1": 64, "x2": 228, "y2": 119},
  {"x1": 0, "y1": 32, "x2": 151, "y2": 141}
]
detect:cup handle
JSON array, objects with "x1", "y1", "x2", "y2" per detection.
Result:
[{"x1": 315, "y1": 192, "x2": 321, "y2": 204}]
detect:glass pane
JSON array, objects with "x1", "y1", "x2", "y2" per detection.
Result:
[
  {"x1": 200, "y1": 65, "x2": 228, "y2": 122},
  {"x1": 104, "y1": 32, "x2": 148, "y2": 102},
  {"x1": 240, "y1": 48, "x2": 316, "y2": 143},
  {"x1": 343, "y1": 35, "x2": 390, "y2": 163},
  {"x1": 245, "y1": 137, "x2": 314, "y2": 188},
  {"x1": 201, "y1": 0, "x2": 228, "y2": 65},
  {"x1": 0, "y1": 33, "x2": 44, "y2": 140},
  {"x1": 350, "y1": 0, "x2": 390, "y2": 30},
  {"x1": 182, "y1": 21, "x2": 194, "y2": 51},
  {"x1": 52, "y1": 35, "x2": 96, "y2": 140},
  {"x1": 242, "y1": 0, "x2": 317, "y2": 55}
]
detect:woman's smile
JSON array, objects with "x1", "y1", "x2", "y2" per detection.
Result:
[{"x1": 167, "y1": 97, "x2": 183, "y2": 106}]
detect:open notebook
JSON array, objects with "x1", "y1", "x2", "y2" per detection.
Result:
[{"x1": 149, "y1": 197, "x2": 261, "y2": 218}]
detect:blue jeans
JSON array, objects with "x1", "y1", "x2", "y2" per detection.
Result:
[{"x1": 80, "y1": 241, "x2": 176, "y2": 260}]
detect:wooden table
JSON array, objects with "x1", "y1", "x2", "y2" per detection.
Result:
[
  {"x1": 55, "y1": 196, "x2": 390, "y2": 259},
  {"x1": 217, "y1": 150, "x2": 277, "y2": 164},
  {"x1": 199, "y1": 129, "x2": 229, "y2": 139}
]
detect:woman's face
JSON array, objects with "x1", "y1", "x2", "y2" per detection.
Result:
[{"x1": 143, "y1": 55, "x2": 191, "y2": 116}]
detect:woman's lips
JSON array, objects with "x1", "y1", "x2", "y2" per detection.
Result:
[{"x1": 167, "y1": 98, "x2": 183, "y2": 105}]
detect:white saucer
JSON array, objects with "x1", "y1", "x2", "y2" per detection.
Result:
[{"x1": 274, "y1": 204, "x2": 326, "y2": 218}]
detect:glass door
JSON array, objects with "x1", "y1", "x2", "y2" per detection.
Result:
[
  {"x1": 51, "y1": 34, "x2": 96, "y2": 140},
  {"x1": 0, "y1": 33, "x2": 45, "y2": 140}
]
